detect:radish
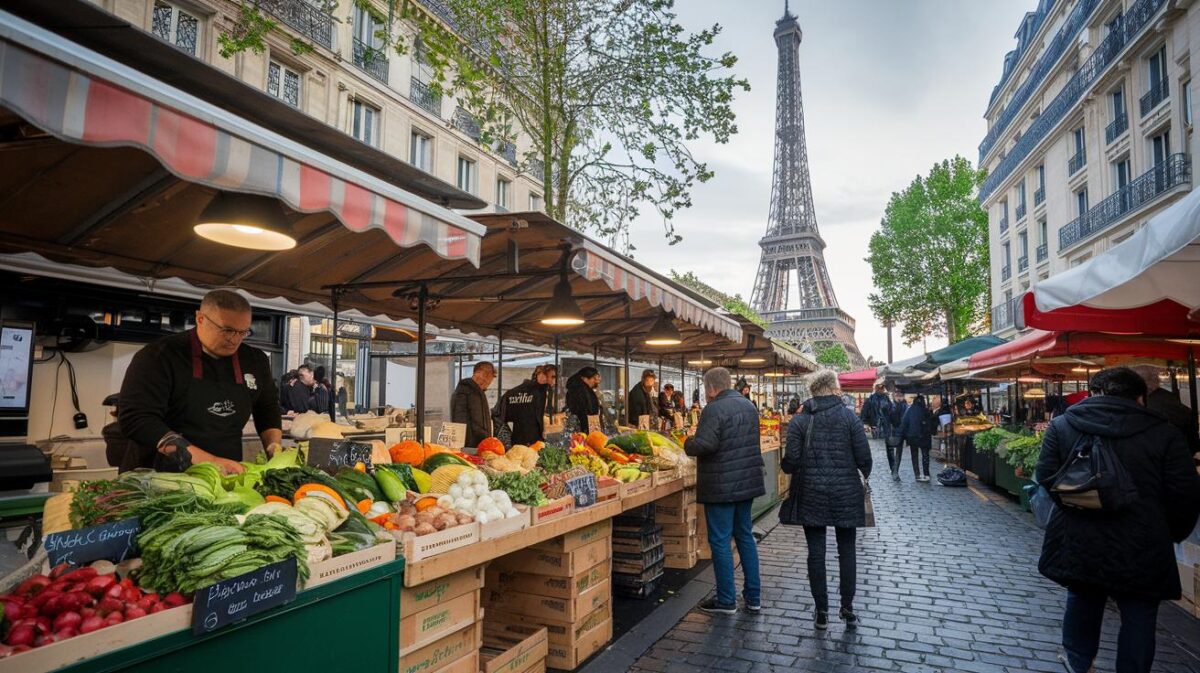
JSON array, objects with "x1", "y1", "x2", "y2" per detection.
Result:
[
  {"x1": 149, "y1": 603, "x2": 166, "y2": 614},
  {"x1": 96, "y1": 597, "x2": 122, "y2": 616},
  {"x1": 124, "y1": 606, "x2": 147, "y2": 620},
  {"x1": 78, "y1": 616, "x2": 104, "y2": 634},
  {"x1": 15, "y1": 575, "x2": 50, "y2": 597},
  {"x1": 5, "y1": 624, "x2": 34, "y2": 647},
  {"x1": 80, "y1": 607, "x2": 96, "y2": 619},
  {"x1": 59, "y1": 567, "x2": 97, "y2": 584},
  {"x1": 136, "y1": 595, "x2": 158, "y2": 611},
  {"x1": 53, "y1": 611, "x2": 81, "y2": 632},
  {"x1": 2, "y1": 600, "x2": 21, "y2": 622},
  {"x1": 49, "y1": 564, "x2": 71, "y2": 580},
  {"x1": 162, "y1": 593, "x2": 187, "y2": 608},
  {"x1": 54, "y1": 627, "x2": 78, "y2": 640},
  {"x1": 29, "y1": 590, "x2": 60, "y2": 609},
  {"x1": 104, "y1": 612, "x2": 124, "y2": 625},
  {"x1": 104, "y1": 584, "x2": 124, "y2": 600},
  {"x1": 85, "y1": 575, "x2": 117, "y2": 597}
]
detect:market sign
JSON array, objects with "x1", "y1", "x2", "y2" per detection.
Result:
[
  {"x1": 307, "y1": 438, "x2": 374, "y2": 474},
  {"x1": 192, "y1": 557, "x2": 297, "y2": 635},
  {"x1": 44, "y1": 517, "x2": 140, "y2": 567}
]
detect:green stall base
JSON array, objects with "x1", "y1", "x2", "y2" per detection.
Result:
[{"x1": 58, "y1": 558, "x2": 405, "y2": 673}]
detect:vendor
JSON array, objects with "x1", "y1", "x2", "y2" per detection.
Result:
[
  {"x1": 117, "y1": 290, "x2": 281, "y2": 474},
  {"x1": 494, "y1": 365, "x2": 557, "y2": 446}
]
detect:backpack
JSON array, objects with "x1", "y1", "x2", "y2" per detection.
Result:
[
  {"x1": 860, "y1": 397, "x2": 877, "y2": 426},
  {"x1": 922, "y1": 410, "x2": 940, "y2": 437},
  {"x1": 1046, "y1": 433, "x2": 1139, "y2": 512},
  {"x1": 937, "y1": 467, "x2": 967, "y2": 487}
]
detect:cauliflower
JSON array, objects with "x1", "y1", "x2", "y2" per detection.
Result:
[{"x1": 507, "y1": 445, "x2": 539, "y2": 470}]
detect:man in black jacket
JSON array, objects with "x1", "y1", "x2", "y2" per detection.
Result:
[
  {"x1": 451, "y1": 361, "x2": 494, "y2": 447},
  {"x1": 564, "y1": 366, "x2": 601, "y2": 433},
  {"x1": 626, "y1": 369, "x2": 658, "y2": 426},
  {"x1": 1037, "y1": 367, "x2": 1200, "y2": 673},
  {"x1": 685, "y1": 366, "x2": 764, "y2": 615},
  {"x1": 495, "y1": 365, "x2": 556, "y2": 445},
  {"x1": 1132, "y1": 364, "x2": 1199, "y2": 455}
]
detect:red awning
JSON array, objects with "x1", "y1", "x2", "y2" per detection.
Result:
[
  {"x1": 1019, "y1": 293, "x2": 1198, "y2": 336},
  {"x1": 0, "y1": 14, "x2": 483, "y2": 263},
  {"x1": 839, "y1": 368, "x2": 880, "y2": 392},
  {"x1": 967, "y1": 330, "x2": 1192, "y2": 370}
]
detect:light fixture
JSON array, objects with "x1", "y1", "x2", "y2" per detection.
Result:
[
  {"x1": 687, "y1": 359, "x2": 712, "y2": 366},
  {"x1": 1017, "y1": 376, "x2": 1044, "y2": 383},
  {"x1": 540, "y1": 276, "x2": 585, "y2": 326},
  {"x1": 1024, "y1": 386, "x2": 1047, "y2": 398},
  {"x1": 1070, "y1": 367, "x2": 1093, "y2": 373},
  {"x1": 764, "y1": 371, "x2": 789, "y2": 378},
  {"x1": 194, "y1": 192, "x2": 296, "y2": 250},
  {"x1": 740, "y1": 357, "x2": 766, "y2": 364},
  {"x1": 644, "y1": 314, "x2": 682, "y2": 346}
]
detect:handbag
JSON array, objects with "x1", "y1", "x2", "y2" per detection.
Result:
[
  {"x1": 861, "y1": 474, "x2": 876, "y2": 527},
  {"x1": 1024, "y1": 481, "x2": 1057, "y2": 529},
  {"x1": 1047, "y1": 433, "x2": 1139, "y2": 511},
  {"x1": 779, "y1": 413, "x2": 814, "y2": 527}
]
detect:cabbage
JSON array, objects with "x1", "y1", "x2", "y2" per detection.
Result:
[{"x1": 214, "y1": 484, "x2": 266, "y2": 511}]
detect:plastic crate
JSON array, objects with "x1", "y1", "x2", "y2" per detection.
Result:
[
  {"x1": 615, "y1": 503, "x2": 655, "y2": 523},
  {"x1": 613, "y1": 571, "x2": 664, "y2": 599},
  {"x1": 612, "y1": 544, "x2": 665, "y2": 575},
  {"x1": 612, "y1": 525, "x2": 663, "y2": 553},
  {"x1": 613, "y1": 558, "x2": 665, "y2": 587}
]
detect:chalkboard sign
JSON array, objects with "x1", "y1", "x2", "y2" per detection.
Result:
[
  {"x1": 307, "y1": 438, "x2": 373, "y2": 474},
  {"x1": 44, "y1": 517, "x2": 140, "y2": 567},
  {"x1": 564, "y1": 474, "x2": 598, "y2": 508},
  {"x1": 192, "y1": 557, "x2": 297, "y2": 635}
]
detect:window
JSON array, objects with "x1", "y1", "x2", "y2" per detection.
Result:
[
  {"x1": 1115, "y1": 158, "x2": 1131, "y2": 190},
  {"x1": 1113, "y1": 230, "x2": 1136, "y2": 245},
  {"x1": 1073, "y1": 127, "x2": 1085, "y2": 154},
  {"x1": 495, "y1": 178, "x2": 511, "y2": 210},
  {"x1": 1151, "y1": 130, "x2": 1171, "y2": 165},
  {"x1": 1149, "y1": 46, "x2": 1168, "y2": 90},
  {"x1": 1070, "y1": 253, "x2": 1092, "y2": 268},
  {"x1": 267, "y1": 60, "x2": 301, "y2": 108},
  {"x1": 351, "y1": 101, "x2": 380, "y2": 147},
  {"x1": 352, "y1": 5, "x2": 383, "y2": 47},
  {"x1": 1004, "y1": 289, "x2": 1013, "y2": 305},
  {"x1": 1184, "y1": 80, "x2": 1194, "y2": 126},
  {"x1": 1075, "y1": 187, "x2": 1088, "y2": 216},
  {"x1": 1017, "y1": 182, "x2": 1026, "y2": 210},
  {"x1": 1110, "y1": 88, "x2": 1125, "y2": 120},
  {"x1": 1018, "y1": 231, "x2": 1028, "y2": 259},
  {"x1": 1037, "y1": 165, "x2": 1045, "y2": 191},
  {"x1": 1002, "y1": 242, "x2": 1011, "y2": 268},
  {"x1": 456, "y1": 156, "x2": 477, "y2": 194},
  {"x1": 1001, "y1": 199, "x2": 1009, "y2": 220},
  {"x1": 529, "y1": 192, "x2": 543, "y2": 211},
  {"x1": 151, "y1": 1, "x2": 199, "y2": 55},
  {"x1": 1039, "y1": 218, "x2": 1048, "y2": 246},
  {"x1": 409, "y1": 130, "x2": 432, "y2": 172}
]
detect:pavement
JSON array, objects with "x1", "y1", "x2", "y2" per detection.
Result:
[{"x1": 618, "y1": 439, "x2": 1200, "y2": 673}]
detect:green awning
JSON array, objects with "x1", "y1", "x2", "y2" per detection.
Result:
[{"x1": 920, "y1": 335, "x2": 1008, "y2": 369}]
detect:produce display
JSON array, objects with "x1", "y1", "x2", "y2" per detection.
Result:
[
  {"x1": 434, "y1": 470, "x2": 523, "y2": 524},
  {"x1": 379, "y1": 493, "x2": 475, "y2": 536},
  {"x1": 566, "y1": 430, "x2": 692, "y2": 482}
]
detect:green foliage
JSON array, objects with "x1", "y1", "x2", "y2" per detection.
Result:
[
  {"x1": 867, "y1": 156, "x2": 990, "y2": 346},
  {"x1": 814, "y1": 343, "x2": 850, "y2": 371},
  {"x1": 973, "y1": 427, "x2": 1016, "y2": 454},
  {"x1": 289, "y1": 38, "x2": 315, "y2": 56},
  {"x1": 669, "y1": 270, "x2": 766, "y2": 327},
  {"x1": 1001, "y1": 433, "x2": 1043, "y2": 475},
  {"x1": 217, "y1": 4, "x2": 277, "y2": 59}
]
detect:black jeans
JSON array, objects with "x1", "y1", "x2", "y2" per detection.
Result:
[
  {"x1": 1062, "y1": 588, "x2": 1159, "y2": 673},
  {"x1": 885, "y1": 440, "x2": 903, "y2": 475},
  {"x1": 903, "y1": 440, "x2": 930, "y2": 478},
  {"x1": 803, "y1": 526, "x2": 856, "y2": 612}
]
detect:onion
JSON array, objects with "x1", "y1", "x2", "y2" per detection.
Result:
[
  {"x1": 456, "y1": 513, "x2": 474, "y2": 525},
  {"x1": 476, "y1": 511, "x2": 491, "y2": 524},
  {"x1": 414, "y1": 522, "x2": 436, "y2": 536},
  {"x1": 396, "y1": 514, "x2": 417, "y2": 531},
  {"x1": 473, "y1": 484, "x2": 488, "y2": 497},
  {"x1": 449, "y1": 484, "x2": 463, "y2": 498}
]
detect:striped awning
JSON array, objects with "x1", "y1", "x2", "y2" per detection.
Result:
[{"x1": 0, "y1": 11, "x2": 483, "y2": 263}]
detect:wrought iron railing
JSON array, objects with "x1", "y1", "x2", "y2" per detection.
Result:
[
  {"x1": 761, "y1": 307, "x2": 857, "y2": 329},
  {"x1": 999, "y1": 217, "x2": 1009, "y2": 234},
  {"x1": 978, "y1": 0, "x2": 1100, "y2": 162},
  {"x1": 1015, "y1": 203, "x2": 1027, "y2": 221},
  {"x1": 352, "y1": 38, "x2": 389, "y2": 83},
  {"x1": 1059, "y1": 153, "x2": 1190, "y2": 250},
  {"x1": 452, "y1": 107, "x2": 482, "y2": 141},
  {"x1": 1034, "y1": 186, "x2": 1045, "y2": 206},
  {"x1": 1068, "y1": 148, "x2": 1086, "y2": 175},
  {"x1": 1106, "y1": 112, "x2": 1128, "y2": 144},
  {"x1": 527, "y1": 157, "x2": 546, "y2": 178},
  {"x1": 991, "y1": 297, "x2": 1018, "y2": 332},
  {"x1": 1018, "y1": 255, "x2": 1029, "y2": 272},
  {"x1": 1036, "y1": 243, "x2": 1048, "y2": 262},
  {"x1": 1001, "y1": 265, "x2": 1011, "y2": 282},
  {"x1": 409, "y1": 77, "x2": 441, "y2": 116},
  {"x1": 979, "y1": 0, "x2": 1168, "y2": 201},
  {"x1": 499, "y1": 142, "x2": 517, "y2": 166},
  {"x1": 1139, "y1": 78, "x2": 1170, "y2": 117},
  {"x1": 258, "y1": 0, "x2": 333, "y2": 50}
]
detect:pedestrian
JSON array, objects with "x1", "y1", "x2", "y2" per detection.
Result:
[
  {"x1": 779, "y1": 369, "x2": 872, "y2": 630},
  {"x1": 885, "y1": 391, "x2": 908, "y2": 480},
  {"x1": 860, "y1": 384, "x2": 888, "y2": 438},
  {"x1": 787, "y1": 394, "x2": 802, "y2": 416},
  {"x1": 1131, "y1": 364, "x2": 1199, "y2": 455},
  {"x1": 898, "y1": 394, "x2": 933, "y2": 481},
  {"x1": 1036, "y1": 367, "x2": 1200, "y2": 673},
  {"x1": 282, "y1": 364, "x2": 329, "y2": 415},
  {"x1": 564, "y1": 366, "x2": 602, "y2": 434},
  {"x1": 336, "y1": 382, "x2": 348, "y2": 418},
  {"x1": 684, "y1": 367, "x2": 764, "y2": 614},
  {"x1": 626, "y1": 369, "x2": 659, "y2": 426},
  {"x1": 451, "y1": 361, "x2": 495, "y2": 447},
  {"x1": 658, "y1": 383, "x2": 677, "y2": 426}
]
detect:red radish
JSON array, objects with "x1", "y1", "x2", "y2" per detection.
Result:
[
  {"x1": 122, "y1": 586, "x2": 142, "y2": 603},
  {"x1": 2, "y1": 600, "x2": 20, "y2": 621},
  {"x1": 136, "y1": 596, "x2": 157, "y2": 611},
  {"x1": 30, "y1": 590, "x2": 60, "y2": 609},
  {"x1": 19, "y1": 604, "x2": 37, "y2": 619},
  {"x1": 85, "y1": 575, "x2": 117, "y2": 597},
  {"x1": 40, "y1": 595, "x2": 65, "y2": 616},
  {"x1": 34, "y1": 616, "x2": 51, "y2": 634},
  {"x1": 80, "y1": 607, "x2": 96, "y2": 619},
  {"x1": 60, "y1": 567, "x2": 97, "y2": 584},
  {"x1": 104, "y1": 584, "x2": 124, "y2": 600},
  {"x1": 54, "y1": 627, "x2": 78, "y2": 640},
  {"x1": 78, "y1": 616, "x2": 104, "y2": 634},
  {"x1": 123, "y1": 606, "x2": 147, "y2": 620},
  {"x1": 49, "y1": 564, "x2": 71, "y2": 580},
  {"x1": 53, "y1": 611, "x2": 82, "y2": 631},
  {"x1": 15, "y1": 575, "x2": 50, "y2": 596},
  {"x1": 11, "y1": 645, "x2": 30, "y2": 654},
  {"x1": 104, "y1": 612, "x2": 124, "y2": 625},
  {"x1": 149, "y1": 603, "x2": 165, "y2": 614},
  {"x1": 96, "y1": 597, "x2": 122, "y2": 615},
  {"x1": 162, "y1": 593, "x2": 187, "y2": 608},
  {"x1": 5, "y1": 624, "x2": 34, "y2": 647}
]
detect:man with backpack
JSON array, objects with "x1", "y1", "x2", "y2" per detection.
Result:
[
  {"x1": 1036, "y1": 367, "x2": 1200, "y2": 673},
  {"x1": 860, "y1": 384, "x2": 889, "y2": 438}
]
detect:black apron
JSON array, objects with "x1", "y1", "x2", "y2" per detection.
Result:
[{"x1": 152, "y1": 330, "x2": 253, "y2": 469}]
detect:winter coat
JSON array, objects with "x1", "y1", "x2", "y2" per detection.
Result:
[
  {"x1": 899, "y1": 401, "x2": 932, "y2": 450},
  {"x1": 627, "y1": 384, "x2": 658, "y2": 425},
  {"x1": 451, "y1": 378, "x2": 492, "y2": 448},
  {"x1": 780, "y1": 395, "x2": 873, "y2": 528},
  {"x1": 494, "y1": 379, "x2": 547, "y2": 446},
  {"x1": 684, "y1": 389, "x2": 765, "y2": 504},
  {"x1": 1146, "y1": 388, "x2": 1199, "y2": 455},
  {"x1": 860, "y1": 392, "x2": 887, "y2": 426},
  {"x1": 1036, "y1": 395, "x2": 1200, "y2": 601},
  {"x1": 564, "y1": 373, "x2": 600, "y2": 433},
  {"x1": 886, "y1": 400, "x2": 907, "y2": 429}
]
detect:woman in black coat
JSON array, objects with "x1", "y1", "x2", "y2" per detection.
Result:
[
  {"x1": 780, "y1": 370, "x2": 872, "y2": 630},
  {"x1": 898, "y1": 394, "x2": 933, "y2": 482},
  {"x1": 564, "y1": 367, "x2": 601, "y2": 433}
]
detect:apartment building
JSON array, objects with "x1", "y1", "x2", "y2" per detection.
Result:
[
  {"x1": 91, "y1": 0, "x2": 545, "y2": 215},
  {"x1": 979, "y1": 0, "x2": 1195, "y2": 336}
]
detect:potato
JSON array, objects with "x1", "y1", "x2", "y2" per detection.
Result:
[
  {"x1": 414, "y1": 511, "x2": 435, "y2": 525},
  {"x1": 395, "y1": 514, "x2": 417, "y2": 531},
  {"x1": 424, "y1": 506, "x2": 444, "y2": 519},
  {"x1": 456, "y1": 513, "x2": 474, "y2": 525},
  {"x1": 414, "y1": 522, "x2": 436, "y2": 536},
  {"x1": 436, "y1": 513, "x2": 459, "y2": 530}
]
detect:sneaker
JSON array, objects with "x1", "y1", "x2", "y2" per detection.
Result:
[
  {"x1": 815, "y1": 610, "x2": 828, "y2": 630},
  {"x1": 744, "y1": 600, "x2": 761, "y2": 613},
  {"x1": 892, "y1": 472, "x2": 901, "y2": 482},
  {"x1": 917, "y1": 475, "x2": 930, "y2": 483},
  {"x1": 839, "y1": 607, "x2": 859, "y2": 629},
  {"x1": 1056, "y1": 648, "x2": 1093, "y2": 673},
  {"x1": 698, "y1": 599, "x2": 737, "y2": 615}
]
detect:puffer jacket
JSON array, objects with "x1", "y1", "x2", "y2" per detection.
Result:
[
  {"x1": 564, "y1": 372, "x2": 600, "y2": 433},
  {"x1": 684, "y1": 389, "x2": 765, "y2": 503},
  {"x1": 627, "y1": 384, "x2": 658, "y2": 425},
  {"x1": 1036, "y1": 395, "x2": 1200, "y2": 600},
  {"x1": 780, "y1": 395, "x2": 873, "y2": 528},
  {"x1": 899, "y1": 400, "x2": 932, "y2": 450}
]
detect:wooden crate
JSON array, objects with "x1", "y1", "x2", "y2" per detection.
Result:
[
  {"x1": 618, "y1": 478, "x2": 654, "y2": 499},
  {"x1": 399, "y1": 621, "x2": 482, "y2": 673},
  {"x1": 532, "y1": 520, "x2": 611, "y2": 553},
  {"x1": 481, "y1": 627, "x2": 548, "y2": 673},
  {"x1": 531, "y1": 496, "x2": 576, "y2": 526},
  {"x1": 398, "y1": 522, "x2": 481, "y2": 562},
  {"x1": 400, "y1": 588, "x2": 482, "y2": 654},
  {"x1": 483, "y1": 602, "x2": 611, "y2": 660},
  {"x1": 547, "y1": 616, "x2": 612, "y2": 669},
  {"x1": 492, "y1": 536, "x2": 611, "y2": 578},
  {"x1": 659, "y1": 517, "x2": 697, "y2": 538},
  {"x1": 481, "y1": 506, "x2": 532, "y2": 541},
  {"x1": 652, "y1": 468, "x2": 679, "y2": 487},
  {"x1": 309, "y1": 541, "x2": 396, "y2": 588},
  {"x1": 0, "y1": 604, "x2": 191, "y2": 673},
  {"x1": 663, "y1": 550, "x2": 698, "y2": 569},
  {"x1": 662, "y1": 535, "x2": 697, "y2": 555},
  {"x1": 486, "y1": 560, "x2": 610, "y2": 600},
  {"x1": 401, "y1": 565, "x2": 485, "y2": 618},
  {"x1": 483, "y1": 578, "x2": 610, "y2": 622},
  {"x1": 439, "y1": 650, "x2": 480, "y2": 673},
  {"x1": 595, "y1": 478, "x2": 621, "y2": 504}
]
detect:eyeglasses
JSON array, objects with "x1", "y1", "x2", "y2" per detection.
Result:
[{"x1": 201, "y1": 313, "x2": 254, "y2": 339}]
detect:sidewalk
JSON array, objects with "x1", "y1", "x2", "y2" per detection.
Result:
[{"x1": 623, "y1": 439, "x2": 1200, "y2": 673}]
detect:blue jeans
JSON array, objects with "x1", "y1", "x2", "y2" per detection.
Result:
[
  {"x1": 704, "y1": 501, "x2": 761, "y2": 606},
  {"x1": 1062, "y1": 588, "x2": 1159, "y2": 673}
]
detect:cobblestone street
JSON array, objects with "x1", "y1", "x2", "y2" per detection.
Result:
[{"x1": 628, "y1": 440, "x2": 1200, "y2": 673}]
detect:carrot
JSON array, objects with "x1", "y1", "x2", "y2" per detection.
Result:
[
  {"x1": 414, "y1": 496, "x2": 439, "y2": 512},
  {"x1": 356, "y1": 499, "x2": 373, "y2": 514},
  {"x1": 292, "y1": 483, "x2": 347, "y2": 510},
  {"x1": 264, "y1": 495, "x2": 291, "y2": 505}
]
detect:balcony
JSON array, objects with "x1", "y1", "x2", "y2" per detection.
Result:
[
  {"x1": 978, "y1": 0, "x2": 1100, "y2": 162},
  {"x1": 760, "y1": 307, "x2": 857, "y2": 330},
  {"x1": 352, "y1": 38, "x2": 388, "y2": 84},
  {"x1": 1105, "y1": 112, "x2": 1128, "y2": 144},
  {"x1": 409, "y1": 77, "x2": 441, "y2": 116},
  {"x1": 498, "y1": 141, "x2": 517, "y2": 166},
  {"x1": 979, "y1": 0, "x2": 1168, "y2": 201},
  {"x1": 999, "y1": 217, "x2": 1009, "y2": 234},
  {"x1": 1036, "y1": 243, "x2": 1048, "y2": 263},
  {"x1": 1140, "y1": 79, "x2": 1170, "y2": 117},
  {"x1": 452, "y1": 107, "x2": 482, "y2": 142},
  {"x1": 528, "y1": 157, "x2": 546, "y2": 178},
  {"x1": 1001, "y1": 265, "x2": 1012, "y2": 282},
  {"x1": 1034, "y1": 186, "x2": 1045, "y2": 206},
  {"x1": 991, "y1": 297, "x2": 1019, "y2": 332},
  {"x1": 258, "y1": 0, "x2": 333, "y2": 50},
  {"x1": 1015, "y1": 203, "x2": 1027, "y2": 221},
  {"x1": 1018, "y1": 256, "x2": 1029, "y2": 272},
  {"x1": 1068, "y1": 149, "x2": 1087, "y2": 175},
  {"x1": 1059, "y1": 153, "x2": 1190, "y2": 250}
]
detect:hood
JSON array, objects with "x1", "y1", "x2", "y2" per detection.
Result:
[
  {"x1": 565, "y1": 373, "x2": 590, "y2": 392},
  {"x1": 1063, "y1": 395, "x2": 1164, "y2": 439},
  {"x1": 804, "y1": 395, "x2": 843, "y2": 414}
]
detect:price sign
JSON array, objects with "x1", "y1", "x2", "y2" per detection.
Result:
[
  {"x1": 587, "y1": 415, "x2": 601, "y2": 434},
  {"x1": 386, "y1": 426, "x2": 430, "y2": 445},
  {"x1": 44, "y1": 518, "x2": 140, "y2": 567},
  {"x1": 438, "y1": 422, "x2": 467, "y2": 449},
  {"x1": 637, "y1": 414, "x2": 651, "y2": 430},
  {"x1": 307, "y1": 438, "x2": 373, "y2": 474},
  {"x1": 192, "y1": 558, "x2": 297, "y2": 635}
]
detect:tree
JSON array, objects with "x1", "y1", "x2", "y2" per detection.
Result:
[
  {"x1": 669, "y1": 270, "x2": 766, "y2": 328},
  {"x1": 815, "y1": 343, "x2": 850, "y2": 371},
  {"x1": 866, "y1": 156, "x2": 989, "y2": 345}
]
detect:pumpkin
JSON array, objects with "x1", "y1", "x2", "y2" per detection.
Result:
[
  {"x1": 389, "y1": 440, "x2": 425, "y2": 466},
  {"x1": 529, "y1": 441, "x2": 544, "y2": 452},
  {"x1": 585, "y1": 431, "x2": 608, "y2": 451},
  {"x1": 423, "y1": 443, "x2": 451, "y2": 460},
  {"x1": 477, "y1": 437, "x2": 505, "y2": 457}
]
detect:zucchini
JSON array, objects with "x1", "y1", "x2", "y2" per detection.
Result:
[
  {"x1": 421, "y1": 452, "x2": 473, "y2": 473},
  {"x1": 335, "y1": 467, "x2": 384, "y2": 501},
  {"x1": 374, "y1": 464, "x2": 417, "y2": 502}
]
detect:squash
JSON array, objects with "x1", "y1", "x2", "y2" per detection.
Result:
[
  {"x1": 477, "y1": 437, "x2": 505, "y2": 457},
  {"x1": 429, "y1": 465, "x2": 474, "y2": 493},
  {"x1": 422, "y1": 452, "x2": 474, "y2": 473},
  {"x1": 585, "y1": 431, "x2": 608, "y2": 451},
  {"x1": 389, "y1": 440, "x2": 424, "y2": 466}
]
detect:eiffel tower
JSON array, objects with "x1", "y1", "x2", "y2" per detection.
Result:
[{"x1": 750, "y1": 3, "x2": 864, "y2": 368}]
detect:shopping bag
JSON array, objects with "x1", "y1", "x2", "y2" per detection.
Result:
[
  {"x1": 1025, "y1": 481, "x2": 1057, "y2": 530},
  {"x1": 861, "y1": 476, "x2": 876, "y2": 528}
]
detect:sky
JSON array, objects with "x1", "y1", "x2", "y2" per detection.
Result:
[{"x1": 624, "y1": 0, "x2": 1033, "y2": 365}]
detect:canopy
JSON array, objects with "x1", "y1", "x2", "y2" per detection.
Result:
[
  {"x1": 924, "y1": 335, "x2": 1007, "y2": 366},
  {"x1": 1020, "y1": 181, "x2": 1200, "y2": 335},
  {"x1": 839, "y1": 368, "x2": 881, "y2": 392},
  {"x1": 967, "y1": 330, "x2": 1192, "y2": 371}
]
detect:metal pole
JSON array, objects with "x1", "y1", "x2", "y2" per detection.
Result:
[
  {"x1": 680, "y1": 354, "x2": 686, "y2": 407},
  {"x1": 554, "y1": 335, "x2": 560, "y2": 414},
  {"x1": 329, "y1": 290, "x2": 339, "y2": 422},
  {"x1": 1189, "y1": 347, "x2": 1198, "y2": 445},
  {"x1": 415, "y1": 283, "x2": 428, "y2": 443},
  {"x1": 624, "y1": 336, "x2": 631, "y2": 425},
  {"x1": 497, "y1": 330, "x2": 504, "y2": 393}
]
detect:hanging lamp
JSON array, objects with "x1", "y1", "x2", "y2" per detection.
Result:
[
  {"x1": 194, "y1": 192, "x2": 296, "y2": 251},
  {"x1": 644, "y1": 314, "x2": 682, "y2": 346},
  {"x1": 540, "y1": 276, "x2": 585, "y2": 326}
]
